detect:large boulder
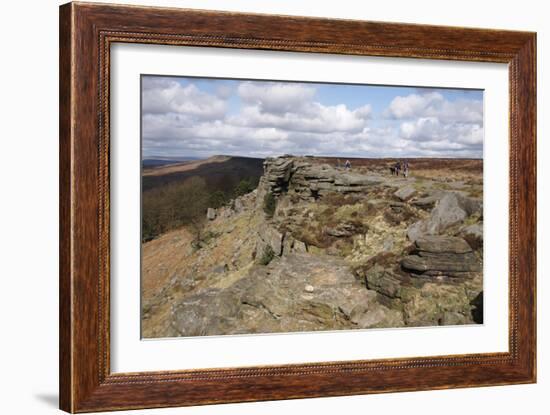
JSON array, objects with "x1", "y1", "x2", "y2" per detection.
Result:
[
  {"x1": 427, "y1": 192, "x2": 468, "y2": 229},
  {"x1": 407, "y1": 193, "x2": 468, "y2": 241},
  {"x1": 401, "y1": 236, "x2": 481, "y2": 275},
  {"x1": 256, "y1": 223, "x2": 285, "y2": 257}
]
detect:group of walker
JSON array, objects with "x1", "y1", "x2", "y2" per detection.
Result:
[
  {"x1": 339, "y1": 158, "x2": 409, "y2": 178},
  {"x1": 391, "y1": 160, "x2": 409, "y2": 178}
]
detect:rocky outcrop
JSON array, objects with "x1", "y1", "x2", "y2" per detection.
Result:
[
  {"x1": 170, "y1": 253, "x2": 404, "y2": 336},
  {"x1": 208, "y1": 190, "x2": 257, "y2": 221},
  {"x1": 144, "y1": 155, "x2": 485, "y2": 338},
  {"x1": 355, "y1": 240, "x2": 483, "y2": 327},
  {"x1": 407, "y1": 192, "x2": 482, "y2": 241},
  {"x1": 401, "y1": 236, "x2": 482, "y2": 280},
  {"x1": 259, "y1": 156, "x2": 384, "y2": 201}
]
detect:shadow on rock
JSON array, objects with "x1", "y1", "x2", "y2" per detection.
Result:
[{"x1": 470, "y1": 291, "x2": 484, "y2": 324}]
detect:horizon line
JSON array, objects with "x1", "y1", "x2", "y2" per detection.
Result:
[{"x1": 142, "y1": 154, "x2": 483, "y2": 161}]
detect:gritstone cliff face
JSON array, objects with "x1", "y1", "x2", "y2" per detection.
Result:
[{"x1": 142, "y1": 155, "x2": 484, "y2": 338}]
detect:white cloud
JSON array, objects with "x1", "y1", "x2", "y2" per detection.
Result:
[
  {"x1": 400, "y1": 117, "x2": 442, "y2": 141},
  {"x1": 386, "y1": 92, "x2": 483, "y2": 124},
  {"x1": 141, "y1": 78, "x2": 483, "y2": 159},
  {"x1": 231, "y1": 81, "x2": 372, "y2": 134},
  {"x1": 383, "y1": 91, "x2": 484, "y2": 157},
  {"x1": 142, "y1": 78, "x2": 227, "y2": 120},
  {"x1": 237, "y1": 81, "x2": 316, "y2": 114},
  {"x1": 229, "y1": 103, "x2": 371, "y2": 134},
  {"x1": 398, "y1": 117, "x2": 483, "y2": 155}
]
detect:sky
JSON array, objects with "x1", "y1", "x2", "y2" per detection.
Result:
[{"x1": 141, "y1": 75, "x2": 483, "y2": 159}]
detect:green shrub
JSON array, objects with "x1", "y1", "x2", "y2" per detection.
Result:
[
  {"x1": 234, "y1": 178, "x2": 257, "y2": 197},
  {"x1": 208, "y1": 190, "x2": 229, "y2": 209},
  {"x1": 263, "y1": 192, "x2": 277, "y2": 217},
  {"x1": 259, "y1": 245, "x2": 275, "y2": 266}
]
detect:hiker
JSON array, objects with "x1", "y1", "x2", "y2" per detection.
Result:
[
  {"x1": 403, "y1": 160, "x2": 410, "y2": 178},
  {"x1": 394, "y1": 161, "x2": 401, "y2": 176},
  {"x1": 345, "y1": 159, "x2": 351, "y2": 170}
]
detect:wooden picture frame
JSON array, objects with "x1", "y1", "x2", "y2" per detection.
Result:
[{"x1": 59, "y1": 2, "x2": 536, "y2": 412}]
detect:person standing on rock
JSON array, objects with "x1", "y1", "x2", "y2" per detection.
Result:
[
  {"x1": 345, "y1": 159, "x2": 351, "y2": 170},
  {"x1": 403, "y1": 160, "x2": 409, "y2": 178}
]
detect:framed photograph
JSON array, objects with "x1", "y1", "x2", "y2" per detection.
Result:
[{"x1": 59, "y1": 2, "x2": 536, "y2": 412}]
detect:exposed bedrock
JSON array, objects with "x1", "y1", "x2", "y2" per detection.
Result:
[
  {"x1": 147, "y1": 155, "x2": 485, "y2": 338},
  {"x1": 401, "y1": 235, "x2": 482, "y2": 279},
  {"x1": 259, "y1": 155, "x2": 385, "y2": 201},
  {"x1": 170, "y1": 253, "x2": 404, "y2": 336},
  {"x1": 407, "y1": 192, "x2": 482, "y2": 241}
]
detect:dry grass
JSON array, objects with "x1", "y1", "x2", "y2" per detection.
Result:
[
  {"x1": 141, "y1": 208, "x2": 260, "y2": 337},
  {"x1": 313, "y1": 157, "x2": 482, "y2": 175},
  {"x1": 141, "y1": 227, "x2": 194, "y2": 303}
]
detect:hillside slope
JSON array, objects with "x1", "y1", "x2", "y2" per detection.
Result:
[{"x1": 142, "y1": 155, "x2": 264, "y2": 192}]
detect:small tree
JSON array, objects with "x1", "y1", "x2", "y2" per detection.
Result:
[
  {"x1": 208, "y1": 190, "x2": 228, "y2": 209},
  {"x1": 234, "y1": 178, "x2": 256, "y2": 197},
  {"x1": 172, "y1": 176, "x2": 209, "y2": 246}
]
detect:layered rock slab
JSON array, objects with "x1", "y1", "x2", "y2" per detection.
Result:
[{"x1": 401, "y1": 236, "x2": 482, "y2": 278}]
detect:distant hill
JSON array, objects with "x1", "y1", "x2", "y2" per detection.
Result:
[
  {"x1": 142, "y1": 155, "x2": 265, "y2": 192},
  {"x1": 142, "y1": 157, "x2": 201, "y2": 168},
  {"x1": 143, "y1": 155, "x2": 232, "y2": 177}
]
